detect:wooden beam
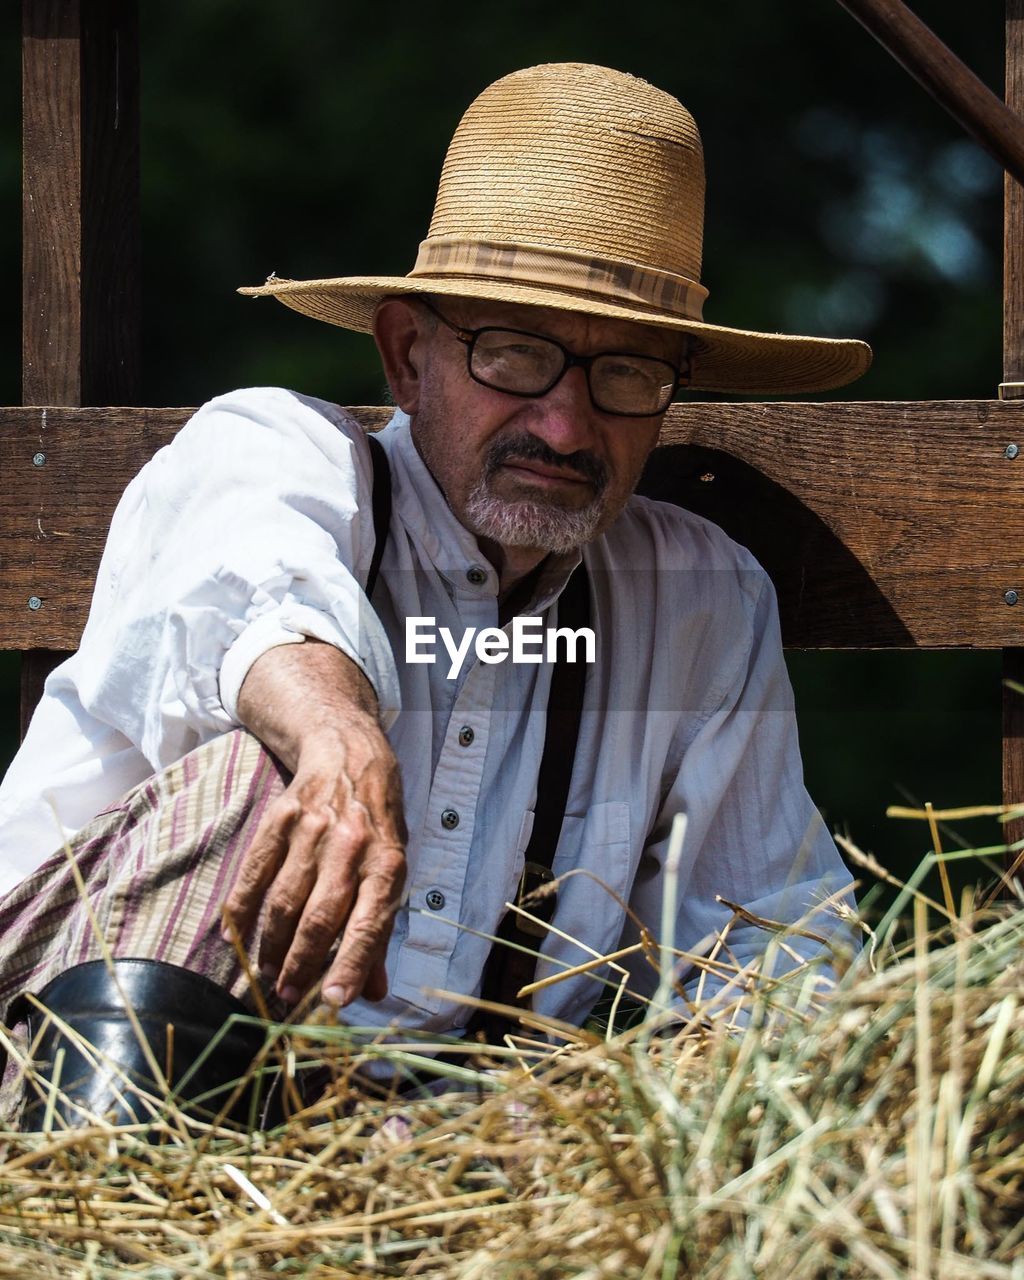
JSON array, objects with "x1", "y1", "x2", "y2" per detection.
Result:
[
  {"x1": 1005, "y1": 0, "x2": 1024, "y2": 848},
  {"x1": 2, "y1": 400, "x2": 1024, "y2": 651},
  {"x1": 1006, "y1": 0, "x2": 1024, "y2": 393},
  {"x1": 20, "y1": 0, "x2": 140, "y2": 733},
  {"x1": 22, "y1": 0, "x2": 140, "y2": 405},
  {"x1": 836, "y1": 0, "x2": 1024, "y2": 188},
  {"x1": 653, "y1": 400, "x2": 1024, "y2": 649}
]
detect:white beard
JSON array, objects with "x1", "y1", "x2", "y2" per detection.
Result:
[{"x1": 462, "y1": 485, "x2": 605, "y2": 553}]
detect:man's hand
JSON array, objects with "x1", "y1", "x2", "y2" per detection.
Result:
[{"x1": 225, "y1": 639, "x2": 407, "y2": 1007}]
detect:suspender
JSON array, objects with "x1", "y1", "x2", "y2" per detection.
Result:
[
  {"x1": 365, "y1": 434, "x2": 392, "y2": 599},
  {"x1": 363, "y1": 433, "x2": 589, "y2": 1039},
  {"x1": 469, "y1": 562, "x2": 590, "y2": 1041}
]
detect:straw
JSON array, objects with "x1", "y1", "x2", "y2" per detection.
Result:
[{"x1": 1, "y1": 834, "x2": 1021, "y2": 1277}]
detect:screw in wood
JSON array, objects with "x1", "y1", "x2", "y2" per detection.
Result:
[
  {"x1": 32, "y1": 452, "x2": 46, "y2": 467},
  {"x1": 27, "y1": 596, "x2": 42, "y2": 611},
  {"x1": 1005, "y1": 590, "x2": 1019, "y2": 606},
  {"x1": 1006, "y1": 444, "x2": 1020, "y2": 460}
]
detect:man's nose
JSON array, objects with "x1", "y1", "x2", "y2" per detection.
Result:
[{"x1": 525, "y1": 365, "x2": 600, "y2": 455}]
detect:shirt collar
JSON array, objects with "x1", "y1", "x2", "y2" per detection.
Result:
[{"x1": 377, "y1": 409, "x2": 582, "y2": 611}]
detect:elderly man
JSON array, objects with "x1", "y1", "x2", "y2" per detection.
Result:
[{"x1": 0, "y1": 64, "x2": 868, "y2": 1101}]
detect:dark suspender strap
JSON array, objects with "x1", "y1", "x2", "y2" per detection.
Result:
[
  {"x1": 365, "y1": 434, "x2": 392, "y2": 599},
  {"x1": 469, "y1": 561, "x2": 591, "y2": 1042},
  {"x1": 362, "y1": 431, "x2": 586, "y2": 1046}
]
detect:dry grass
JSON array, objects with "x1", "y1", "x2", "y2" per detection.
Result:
[{"x1": 1, "y1": 812, "x2": 1023, "y2": 1278}]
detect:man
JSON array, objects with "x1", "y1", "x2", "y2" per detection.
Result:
[{"x1": 0, "y1": 64, "x2": 868, "y2": 1058}]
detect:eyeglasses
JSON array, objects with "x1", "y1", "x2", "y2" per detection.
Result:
[{"x1": 418, "y1": 298, "x2": 689, "y2": 418}]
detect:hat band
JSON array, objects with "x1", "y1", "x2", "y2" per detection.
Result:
[{"x1": 409, "y1": 237, "x2": 708, "y2": 321}]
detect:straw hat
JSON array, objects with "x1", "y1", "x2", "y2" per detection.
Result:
[{"x1": 239, "y1": 63, "x2": 871, "y2": 395}]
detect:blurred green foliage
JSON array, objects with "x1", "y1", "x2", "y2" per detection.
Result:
[{"x1": 0, "y1": 3, "x2": 1011, "y2": 904}]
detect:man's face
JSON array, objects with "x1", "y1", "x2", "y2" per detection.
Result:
[{"x1": 401, "y1": 298, "x2": 682, "y2": 556}]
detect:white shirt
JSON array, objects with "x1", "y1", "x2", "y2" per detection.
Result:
[{"x1": 0, "y1": 387, "x2": 854, "y2": 1031}]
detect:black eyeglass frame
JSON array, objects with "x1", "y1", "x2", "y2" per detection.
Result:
[{"x1": 417, "y1": 297, "x2": 690, "y2": 418}]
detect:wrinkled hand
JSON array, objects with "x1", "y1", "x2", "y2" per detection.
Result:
[{"x1": 226, "y1": 639, "x2": 407, "y2": 1007}]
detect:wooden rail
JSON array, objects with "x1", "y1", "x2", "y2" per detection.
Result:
[{"x1": 3, "y1": 400, "x2": 1024, "y2": 651}]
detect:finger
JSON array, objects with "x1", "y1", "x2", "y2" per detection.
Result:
[
  {"x1": 257, "y1": 797, "x2": 358, "y2": 979},
  {"x1": 274, "y1": 842, "x2": 367, "y2": 999},
  {"x1": 362, "y1": 958, "x2": 389, "y2": 1003},
  {"x1": 318, "y1": 858, "x2": 405, "y2": 1006},
  {"x1": 221, "y1": 793, "x2": 301, "y2": 940},
  {"x1": 269, "y1": 802, "x2": 376, "y2": 996},
  {"x1": 273, "y1": 864, "x2": 358, "y2": 1001}
]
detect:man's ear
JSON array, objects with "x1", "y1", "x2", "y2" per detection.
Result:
[{"x1": 374, "y1": 299, "x2": 430, "y2": 414}]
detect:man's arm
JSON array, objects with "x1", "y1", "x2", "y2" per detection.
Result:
[
  {"x1": 226, "y1": 637, "x2": 407, "y2": 1007},
  {"x1": 624, "y1": 548, "x2": 857, "y2": 1017},
  {"x1": 3, "y1": 388, "x2": 406, "y2": 992}
]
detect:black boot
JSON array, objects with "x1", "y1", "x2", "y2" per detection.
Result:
[{"x1": 10, "y1": 958, "x2": 286, "y2": 1131}]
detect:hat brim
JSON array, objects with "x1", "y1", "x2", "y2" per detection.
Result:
[{"x1": 238, "y1": 275, "x2": 872, "y2": 396}]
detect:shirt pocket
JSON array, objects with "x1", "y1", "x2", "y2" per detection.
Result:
[
  {"x1": 549, "y1": 801, "x2": 633, "y2": 951},
  {"x1": 534, "y1": 800, "x2": 633, "y2": 1025}
]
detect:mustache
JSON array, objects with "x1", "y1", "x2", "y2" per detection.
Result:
[{"x1": 483, "y1": 434, "x2": 609, "y2": 492}]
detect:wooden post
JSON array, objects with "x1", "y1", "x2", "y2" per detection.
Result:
[
  {"x1": 20, "y1": 0, "x2": 140, "y2": 733},
  {"x1": 837, "y1": 0, "x2": 1024, "y2": 186},
  {"x1": 1003, "y1": 0, "x2": 1024, "y2": 852}
]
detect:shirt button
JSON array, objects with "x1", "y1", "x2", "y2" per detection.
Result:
[
  {"x1": 426, "y1": 888, "x2": 446, "y2": 911},
  {"x1": 441, "y1": 808, "x2": 460, "y2": 830},
  {"x1": 466, "y1": 564, "x2": 488, "y2": 586},
  {"x1": 458, "y1": 725, "x2": 474, "y2": 747}
]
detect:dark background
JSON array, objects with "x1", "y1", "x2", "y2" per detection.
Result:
[{"x1": 0, "y1": 3, "x2": 1012, "y2": 909}]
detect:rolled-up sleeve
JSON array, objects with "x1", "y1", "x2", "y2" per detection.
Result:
[{"x1": 72, "y1": 386, "x2": 401, "y2": 771}]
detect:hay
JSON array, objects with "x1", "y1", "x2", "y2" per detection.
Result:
[{"x1": 2, "y1": 827, "x2": 1023, "y2": 1278}]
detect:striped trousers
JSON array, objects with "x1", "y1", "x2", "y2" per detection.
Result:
[{"x1": 0, "y1": 730, "x2": 290, "y2": 1116}]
